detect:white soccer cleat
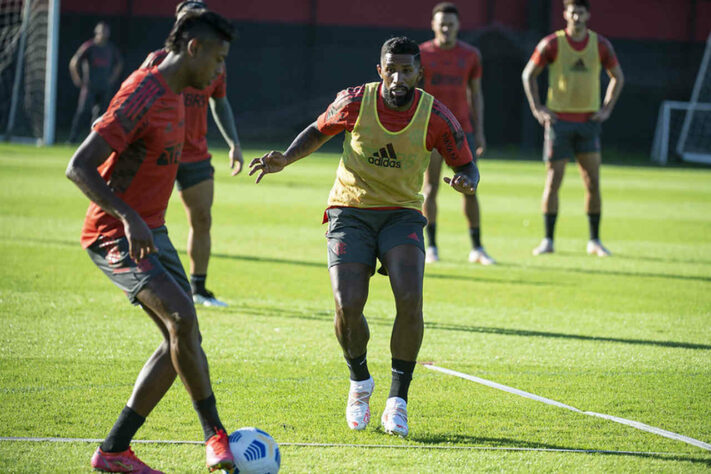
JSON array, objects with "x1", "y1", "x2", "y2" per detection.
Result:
[
  {"x1": 381, "y1": 396, "x2": 408, "y2": 437},
  {"x1": 193, "y1": 290, "x2": 228, "y2": 307},
  {"x1": 587, "y1": 239, "x2": 611, "y2": 257},
  {"x1": 532, "y1": 238, "x2": 554, "y2": 256},
  {"x1": 425, "y1": 246, "x2": 439, "y2": 263},
  {"x1": 469, "y1": 247, "x2": 496, "y2": 265},
  {"x1": 346, "y1": 377, "x2": 374, "y2": 431}
]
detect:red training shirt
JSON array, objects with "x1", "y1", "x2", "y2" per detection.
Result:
[
  {"x1": 531, "y1": 31, "x2": 619, "y2": 122},
  {"x1": 81, "y1": 66, "x2": 185, "y2": 248},
  {"x1": 419, "y1": 40, "x2": 482, "y2": 133},
  {"x1": 316, "y1": 83, "x2": 473, "y2": 168},
  {"x1": 143, "y1": 49, "x2": 227, "y2": 163}
]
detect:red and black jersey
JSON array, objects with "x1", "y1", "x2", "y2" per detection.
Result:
[
  {"x1": 80, "y1": 66, "x2": 185, "y2": 248},
  {"x1": 143, "y1": 49, "x2": 227, "y2": 163},
  {"x1": 419, "y1": 40, "x2": 482, "y2": 133},
  {"x1": 316, "y1": 83, "x2": 472, "y2": 168},
  {"x1": 76, "y1": 39, "x2": 121, "y2": 91}
]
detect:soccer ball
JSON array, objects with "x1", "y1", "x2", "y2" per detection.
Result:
[{"x1": 228, "y1": 427, "x2": 281, "y2": 474}]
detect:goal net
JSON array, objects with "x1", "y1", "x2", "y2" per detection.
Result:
[
  {"x1": 653, "y1": 34, "x2": 711, "y2": 165},
  {"x1": 0, "y1": 0, "x2": 59, "y2": 145}
]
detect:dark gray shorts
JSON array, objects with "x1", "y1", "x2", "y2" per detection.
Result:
[
  {"x1": 544, "y1": 120, "x2": 601, "y2": 161},
  {"x1": 86, "y1": 226, "x2": 191, "y2": 305},
  {"x1": 325, "y1": 207, "x2": 427, "y2": 271},
  {"x1": 176, "y1": 158, "x2": 214, "y2": 191}
]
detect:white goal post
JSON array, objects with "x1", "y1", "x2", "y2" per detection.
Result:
[{"x1": 0, "y1": 0, "x2": 60, "y2": 145}]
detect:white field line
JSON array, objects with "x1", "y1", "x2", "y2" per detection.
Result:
[
  {"x1": 422, "y1": 363, "x2": 711, "y2": 452},
  {"x1": 0, "y1": 436, "x2": 689, "y2": 456}
]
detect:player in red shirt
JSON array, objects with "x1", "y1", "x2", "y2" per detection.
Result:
[
  {"x1": 66, "y1": 11, "x2": 236, "y2": 473},
  {"x1": 249, "y1": 37, "x2": 478, "y2": 438},
  {"x1": 142, "y1": 1, "x2": 243, "y2": 308},
  {"x1": 522, "y1": 0, "x2": 624, "y2": 257},
  {"x1": 420, "y1": 2, "x2": 495, "y2": 265}
]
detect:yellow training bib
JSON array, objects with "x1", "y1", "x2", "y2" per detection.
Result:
[
  {"x1": 327, "y1": 82, "x2": 434, "y2": 210},
  {"x1": 547, "y1": 30, "x2": 601, "y2": 113}
]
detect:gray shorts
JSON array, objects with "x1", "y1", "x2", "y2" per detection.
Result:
[
  {"x1": 325, "y1": 207, "x2": 427, "y2": 272},
  {"x1": 176, "y1": 158, "x2": 214, "y2": 191},
  {"x1": 86, "y1": 226, "x2": 191, "y2": 305},
  {"x1": 544, "y1": 120, "x2": 601, "y2": 161}
]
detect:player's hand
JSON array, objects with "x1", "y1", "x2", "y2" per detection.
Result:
[
  {"x1": 590, "y1": 107, "x2": 611, "y2": 122},
  {"x1": 249, "y1": 151, "x2": 287, "y2": 183},
  {"x1": 475, "y1": 132, "x2": 486, "y2": 158},
  {"x1": 122, "y1": 214, "x2": 158, "y2": 263},
  {"x1": 443, "y1": 174, "x2": 475, "y2": 195},
  {"x1": 229, "y1": 146, "x2": 244, "y2": 176},
  {"x1": 534, "y1": 106, "x2": 556, "y2": 126}
]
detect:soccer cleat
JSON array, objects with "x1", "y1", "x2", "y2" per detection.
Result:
[
  {"x1": 425, "y1": 246, "x2": 439, "y2": 263},
  {"x1": 206, "y1": 429, "x2": 235, "y2": 472},
  {"x1": 532, "y1": 238, "x2": 554, "y2": 256},
  {"x1": 193, "y1": 289, "x2": 228, "y2": 307},
  {"x1": 587, "y1": 239, "x2": 612, "y2": 257},
  {"x1": 91, "y1": 446, "x2": 163, "y2": 473},
  {"x1": 469, "y1": 247, "x2": 496, "y2": 265},
  {"x1": 381, "y1": 396, "x2": 408, "y2": 437},
  {"x1": 346, "y1": 377, "x2": 374, "y2": 430}
]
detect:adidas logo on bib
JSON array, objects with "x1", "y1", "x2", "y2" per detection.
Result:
[{"x1": 368, "y1": 143, "x2": 401, "y2": 168}]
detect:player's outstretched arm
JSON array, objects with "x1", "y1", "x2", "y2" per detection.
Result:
[
  {"x1": 209, "y1": 96, "x2": 243, "y2": 175},
  {"x1": 66, "y1": 132, "x2": 156, "y2": 261},
  {"x1": 444, "y1": 161, "x2": 479, "y2": 195},
  {"x1": 249, "y1": 121, "x2": 332, "y2": 183}
]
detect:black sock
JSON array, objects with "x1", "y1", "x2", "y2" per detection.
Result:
[
  {"x1": 469, "y1": 227, "x2": 481, "y2": 249},
  {"x1": 193, "y1": 393, "x2": 224, "y2": 441},
  {"x1": 388, "y1": 358, "x2": 416, "y2": 402},
  {"x1": 588, "y1": 213, "x2": 601, "y2": 240},
  {"x1": 345, "y1": 352, "x2": 370, "y2": 382},
  {"x1": 190, "y1": 274, "x2": 207, "y2": 295},
  {"x1": 425, "y1": 223, "x2": 437, "y2": 248},
  {"x1": 544, "y1": 213, "x2": 557, "y2": 240},
  {"x1": 101, "y1": 406, "x2": 146, "y2": 453}
]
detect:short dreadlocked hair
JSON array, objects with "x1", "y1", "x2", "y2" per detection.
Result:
[{"x1": 165, "y1": 9, "x2": 235, "y2": 53}]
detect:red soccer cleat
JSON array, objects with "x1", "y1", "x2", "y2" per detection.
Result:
[
  {"x1": 206, "y1": 429, "x2": 235, "y2": 472},
  {"x1": 91, "y1": 446, "x2": 163, "y2": 473}
]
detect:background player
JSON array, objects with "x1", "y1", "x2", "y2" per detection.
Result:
[
  {"x1": 420, "y1": 2, "x2": 494, "y2": 265},
  {"x1": 142, "y1": 0, "x2": 243, "y2": 307},
  {"x1": 67, "y1": 21, "x2": 123, "y2": 143},
  {"x1": 249, "y1": 36, "x2": 478, "y2": 438},
  {"x1": 65, "y1": 11, "x2": 236, "y2": 473},
  {"x1": 522, "y1": 0, "x2": 624, "y2": 256}
]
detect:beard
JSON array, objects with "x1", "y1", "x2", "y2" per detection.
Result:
[{"x1": 383, "y1": 85, "x2": 415, "y2": 108}]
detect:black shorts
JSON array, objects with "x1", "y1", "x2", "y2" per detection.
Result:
[
  {"x1": 176, "y1": 158, "x2": 214, "y2": 191},
  {"x1": 325, "y1": 207, "x2": 427, "y2": 272},
  {"x1": 86, "y1": 226, "x2": 191, "y2": 305},
  {"x1": 544, "y1": 120, "x2": 601, "y2": 161}
]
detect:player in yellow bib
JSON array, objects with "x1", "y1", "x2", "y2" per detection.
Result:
[
  {"x1": 522, "y1": 0, "x2": 624, "y2": 256},
  {"x1": 249, "y1": 37, "x2": 478, "y2": 438}
]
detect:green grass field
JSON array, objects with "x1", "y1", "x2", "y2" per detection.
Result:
[{"x1": 1, "y1": 142, "x2": 710, "y2": 472}]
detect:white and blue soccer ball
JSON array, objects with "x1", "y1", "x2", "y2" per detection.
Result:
[{"x1": 228, "y1": 427, "x2": 281, "y2": 474}]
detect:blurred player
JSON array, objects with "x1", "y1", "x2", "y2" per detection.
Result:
[
  {"x1": 66, "y1": 11, "x2": 236, "y2": 473},
  {"x1": 142, "y1": 0, "x2": 243, "y2": 307},
  {"x1": 522, "y1": 0, "x2": 624, "y2": 256},
  {"x1": 67, "y1": 21, "x2": 123, "y2": 143},
  {"x1": 420, "y1": 2, "x2": 495, "y2": 265},
  {"x1": 249, "y1": 37, "x2": 478, "y2": 438}
]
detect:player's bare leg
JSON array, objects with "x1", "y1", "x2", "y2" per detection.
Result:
[
  {"x1": 464, "y1": 192, "x2": 495, "y2": 264},
  {"x1": 422, "y1": 151, "x2": 442, "y2": 263},
  {"x1": 577, "y1": 152, "x2": 609, "y2": 256},
  {"x1": 330, "y1": 262, "x2": 374, "y2": 430},
  {"x1": 534, "y1": 159, "x2": 567, "y2": 255},
  {"x1": 379, "y1": 244, "x2": 425, "y2": 437},
  {"x1": 180, "y1": 179, "x2": 226, "y2": 307}
]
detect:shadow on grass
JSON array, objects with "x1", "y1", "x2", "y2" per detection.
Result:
[
  {"x1": 407, "y1": 432, "x2": 711, "y2": 465},
  {"x1": 502, "y1": 261, "x2": 711, "y2": 283},
  {"x1": 232, "y1": 305, "x2": 711, "y2": 351}
]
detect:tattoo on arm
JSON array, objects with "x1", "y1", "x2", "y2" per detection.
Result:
[{"x1": 284, "y1": 122, "x2": 333, "y2": 164}]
